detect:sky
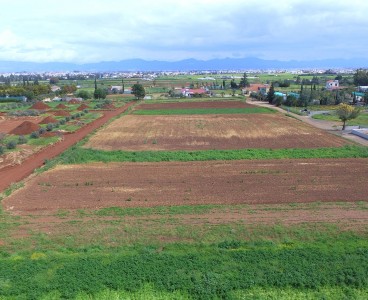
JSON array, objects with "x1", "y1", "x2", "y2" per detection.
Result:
[{"x1": 1, "y1": 0, "x2": 367, "y2": 63}]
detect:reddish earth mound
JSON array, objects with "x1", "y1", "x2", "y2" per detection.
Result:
[
  {"x1": 102, "y1": 103, "x2": 116, "y2": 109},
  {"x1": 56, "y1": 103, "x2": 68, "y2": 109},
  {"x1": 77, "y1": 103, "x2": 89, "y2": 111},
  {"x1": 41, "y1": 131, "x2": 58, "y2": 137},
  {"x1": 68, "y1": 99, "x2": 80, "y2": 104},
  {"x1": 39, "y1": 116, "x2": 58, "y2": 124},
  {"x1": 30, "y1": 102, "x2": 50, "y2": 110},
  {"x1": 51, "y1": 110, "x2": 70, "y2": 117},
  {"x1": 9, "y1": 121, "x2": 40, "y2": 135}
]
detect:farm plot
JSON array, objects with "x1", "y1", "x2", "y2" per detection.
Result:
[
  {"x1": 0, "y1": 116, "x2": 43, "y2": 134},
  {"x1": 83, "y1": 113, "x2": 350, "y2": 151},
  {"x1": 135, "y1": 100, "x2": 254, "y2": 110},
  {"x1": 4, "y1": 158, "x2": 368, "y2": 214}
]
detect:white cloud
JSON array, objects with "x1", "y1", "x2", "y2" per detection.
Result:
[{"x1": 0, "y1": 0, "x2": 367, "y2": 62}]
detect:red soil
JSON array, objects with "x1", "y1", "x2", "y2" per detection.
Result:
[
  {"x1": 136, "y1": 101, "x2": 254, "y2": 110},
  {"x1": 0, "y1": 101, "x2": 136, "y2": 193},
  {"x1": 4, "y1": 158, "x2": 368, "y2": 214},
  {"x1": 77, "y1": 104, "x2": 89, "y2": 111},
  {"x1": 39, "y1": 116, "x2": 58, "y2": 124},
  {"x1": 51, "y1": 110, "x2": 70, "y2": 117},
  {"x1": 56, "y1": 103, "x2": 68, "y2": 109},
  {"x1": 30, "y1": 102, "x2": 50, "y2": 110},
  {"x1": 68, "y1": 99, "x2": 80, "y2": 104},
  {"x1": 102, "y1": 103, "x2": 116, "y2": 109},
  {"x1": 9, "y1": 121, "x2": 40, "y2": 135}
]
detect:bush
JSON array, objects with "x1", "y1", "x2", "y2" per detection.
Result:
[
  {"x1": 39, "y1": 128, "x2": 46, "y2": 135},
  {"x1": 46, "y1": 123, "x2": 54, "y2": 131},
  {"x1": 59, "y1": 119, "x2": 66, "y2": 125},
  {"x1": 0, "y1": 145, "x2": 4, "y2": 155},
  {"x1": 18, "y1": 135, "x2": 27, "y2": 144},
  {"x1": 30, "y1": 131, "x2": 40, "y2": 139},
  {"x1": 6, "y1": 140, "x2": 17, "y2": 149},
  {"x1": 83, "y1": 109, "x2": 89, "y2": 114},
  {"x1": 65, "y1": 116, "x2": 71, "y2": 122}
]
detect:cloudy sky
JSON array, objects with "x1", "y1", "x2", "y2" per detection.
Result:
[{"x1": 1, "y1": 0, "x2": 367, "y2": 63}]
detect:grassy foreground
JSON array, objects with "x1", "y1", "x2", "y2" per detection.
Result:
[
  {"x1": 49, "y1": 145, "x2": 368, "y2": 165},
  {"x1": 0, "y1": 240, "x2": 367, "y2": 299}
]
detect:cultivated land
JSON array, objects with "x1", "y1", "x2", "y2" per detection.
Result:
[
  {"x1": 1, "y1": 97, "x2": 368, "y2": 299},
  {"x1": 84, "y1": 102, "x2": 349, "y2": 151},
  {"x1": 4, "y1": 158, "x2": 368, "y2": 214}
]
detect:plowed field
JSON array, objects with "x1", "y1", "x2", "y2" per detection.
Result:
[
  {"x1": 83, "y1": 114, "x2": 350, "y2": 151},
  {"x1": 135, "y1": 100, "x2": 253, "y2": 110},
  {"x1": 4, "y1": 158, "x2": 367, "y2": 214}
]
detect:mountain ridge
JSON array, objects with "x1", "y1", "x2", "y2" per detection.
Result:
[{"x1": 1, "y1": 57, "x2": 368, "y2": 72}]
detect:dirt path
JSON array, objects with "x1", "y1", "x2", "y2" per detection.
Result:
[
  {"x1": 249, "y1": 100, "x2": 368, "y2": 146},
  {"x1": 0, "y1": 102, "x2": 136, "y2": 193}
]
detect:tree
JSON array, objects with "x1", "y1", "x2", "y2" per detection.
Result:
[
  {"x1": 336, "y1": 103, "x2": 360, "y2": 130},
  {"x1": 239, "y1": 73, "x2": 249, "y2": 88},
  {"x1": 230, "y1": 79, "x2": 238, "y2": 89},
  {"x1": 122, "y1": 79, "x2": 125, "y2": 94},
  {"x1": 49, "y1": 77, "x2": 59, "y2": 84},
  {"x1": 353, "y1": 69, "x2": 368, "y2": 86},
  {"x1": 93, "y1": 88, "x2": 107, "y2": 100},
  {"x1": 131, "y1": 83, "x2": 146, "y2": 99},
  {"x1": 76, "y1": 90, "x2": 91, "y2": 100},
  {"x1": 266, "y1": 83, "x2": 275, "y2": 104}
]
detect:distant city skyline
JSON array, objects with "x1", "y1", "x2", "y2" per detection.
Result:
[{"x1": 1, "y1": 0, "x2": 367, "y2": 63}]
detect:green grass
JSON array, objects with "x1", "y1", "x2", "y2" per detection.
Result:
[
  {"x1": 313, "y1": 112, "x2": 368, "y2": 126},
  {"x1": 133, "y1": 107, "x2": 274, "y2": 115},
  {"x1": 27, "y1": 136, "x2": 60, "y2": 146},
  {"x1": 51, "y1": 145, "x2": 368, "y2": 165},
  {"x1": 0, "y1": 240, "x2": 367, "y2": 299}
]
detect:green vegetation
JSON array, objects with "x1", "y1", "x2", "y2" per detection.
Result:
[
  {"x1": 313, "y1": 111, "x2": 368, "y2": 126},
  {"x1": 52, "y1": 145, "x2": 368, "y2": 165},
  {"x1": 133, "y1": 107, "x2": 275, "y2": 115}
]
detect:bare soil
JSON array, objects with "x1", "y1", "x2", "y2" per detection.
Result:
[
  {"x1": 0, "y1": 102, "x2": 136, "y2": 193},
  {"x1": 4, "y1": 158, "x2": 367, "y2": 214},
  {"x1": 84, "y1": 113, "x2": 350, "y2": 151},
  {"x1": 0, "y1": 117, "x2": 43, "y2": 134},
  {"x1": 135, "y1": 100, "x2": 253, "y2": 110}
]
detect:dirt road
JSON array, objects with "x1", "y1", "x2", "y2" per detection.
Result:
[{"x1": 0, "y1": 102, "x2": 136, "y2": 193}]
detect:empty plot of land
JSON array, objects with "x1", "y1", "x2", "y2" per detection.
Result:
[
  {"x1": 83, "y1": 114, "x2": 350, "y2": 151},
  {"x1": 135, "y1": 101, "x2": 254, "y2": 110},
  {"x1": 4, "y1": 158, "x2": 368, "y2": 214}
]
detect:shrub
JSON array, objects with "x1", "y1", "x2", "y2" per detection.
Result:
[
  {"x1": 18, "y1": 135, "x2": 27, "y2": 144},
  {"x1": 0, "y1": 145, "x2": 4, "y2": 155},
  {"x1": 39, "y1": 128, "x2": 46, "y2": 134},
  {"x1": 6, "y1": 140, "x2": 17, "y2": 149},
  {"x1": 59, "y1": 119, "x2": 66, "y2": 125},
  {"x1": 65, "y1": 116, "x2": 71, "y2": 122},
  {"x1": 46, "y1": 123, "x2": 54, "y2": 131},
  {"x1": 30, "y1": 131, "x2": 40, "y2": 139},
  {"x1": 83, "y1": 109, "x2": 89, "y2": 113}
]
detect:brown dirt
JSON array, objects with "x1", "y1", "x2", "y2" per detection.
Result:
[
  {"x1": 56, "y1": 103, "x2": 68, "y2": 109},
  {"x1": 84, "y1": 113, "x2": 350, "y2": 151},
  {"x1": 68, "y1": 99, "x2": 80, "y2": 104},
  {"x1": 135, "y1": 100, "x2": 254, "y2": 110},
  {"x1": 77, "y1": 103, "x2": 89, "y2": 111},
  {"x1": 39, "y1": 116, "x2": 58, "y2": 124},
  {"x1": 0, "y1": 102, "x2": 136, "y2": 193},
  {"x1": 9, "y1": 121, "x2": 40, "y2": 135},
  {"x1": 50, "y1": 110, "x2": 70, "y2": 116},
  {"x1": 0, "y1": 117, "x2": 43, "y2": 134},
  {"x1": 102, "y1": 103, "x2": 116, "y2": 109},
  {"x1": 30, "y1": 101, "x2": 50, "y2": 110},
  {"x1": 4, "y1": 158, "x2": 368, "y2": 214}
]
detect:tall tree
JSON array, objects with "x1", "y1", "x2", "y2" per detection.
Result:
[
  {"x1": 239, "y1": 72, "x2": 249, "y2": 88},
  {"x1": 94, "y1": 77, "x2": 97, "y2": 91},
  {"x1": 353, "y1": 69, "x2": 368, "y2": 86},
  {"x1": 122, "y1": 78, "x2": 125, "y2": 94},
  {"x1": 266, "y1": 83, "x2": 275, "y2": 104}
]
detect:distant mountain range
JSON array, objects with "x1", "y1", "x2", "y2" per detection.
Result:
[{"x1": 1, "y1": 57, "x2": 368, "y2": 72}]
